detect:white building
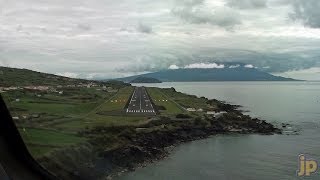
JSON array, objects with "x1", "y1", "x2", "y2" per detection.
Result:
[
  {"x1": 12, "y1": 116, "x2": 19, "y2": 120},
  {"x1": 206, "y1": 111, "x2": 227, "y2": 118},
  {"x1": 214, "y1": 111, "x2": 227, "y2": 118},
  {"x1": 186, "y1": 108, "x2": 196, "y2": 112}
]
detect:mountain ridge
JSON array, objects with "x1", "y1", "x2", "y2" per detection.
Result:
[
  {"x1": 0, "y1": 66, "x2": 129, "y2": 88},
  {"x1": 116, "y1": 68, "x2": 299, "y2": 82},
  {"x1": 130, "y1": 77, "x2": 162, "y2": 83}
]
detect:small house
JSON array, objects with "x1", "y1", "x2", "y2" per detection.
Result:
[
  {"x1": 214, "y1": 111, "x2": 227, "y2": 118},
  {"x1": 186, "y1": 108, "x2": 196, "y2": 112}
]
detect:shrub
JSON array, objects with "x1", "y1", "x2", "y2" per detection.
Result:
[{"x1": 176, "y1": 114, "x2": 192, "y2": 119}]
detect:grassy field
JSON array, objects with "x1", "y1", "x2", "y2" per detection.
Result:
[
  {"x1": 1, "y1": 85, "x2": 152, "y2": 157},
  {"x1": 1, "y1": 83, "x2": 212, "y2": 158},
  {"x1": 2, "y1": 67, "x2": 209, "y2": 160},
  {"x1": 3, "y1": 87, "x2": 114, "y2": 116},
  {"x1": 53, "y1": 115, "x2": 148, "y2": 131},
  {"x1": 160, "y1": 88, "x2": 210, "y2": 110},
  {"x1": 0, "y1": 66, "x2": 129, "y2": 88},
  {"x1": 95, "y1": 86, "x2": 133, "y2": 112},
  {"x1": 18, "y1": 128, "x2": 86, "y2": 158},
  {"x1": 147, "y1": 87, "x2": 184, "y2": 115},
  {"x1": 19, "y1": 128, "x2": 85, "y2": 146}
]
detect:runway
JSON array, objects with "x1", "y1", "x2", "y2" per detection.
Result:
[{"x1": 126, "y1": 86, "x2": 156, "y2": 115}]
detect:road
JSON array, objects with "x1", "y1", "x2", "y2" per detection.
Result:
[{"x1": 126, "y1": 86, "x2": 156, "y2": 115}]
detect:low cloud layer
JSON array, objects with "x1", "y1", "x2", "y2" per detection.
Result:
[
  {"x1": 184, "y1": 63, "x2": 225, "y2": 69},
  {"x1": 168, "y1": 64, "x2": 180, "y2": 70},
  {"x1": 1, "y1": 0, "x2": 320, "y2": 80},
  {"x1": 274, "y1": 67, "x2": 320, "y2": 81},
  {"x1": 244, "y1": 64, "x2": 255, "y2": 68},
  {"x1": 167, "y1": 63, "x2": 256, "y2": 69},
  {"x1": 229, "y1": 64, "x2": 240, "y2": 68}
]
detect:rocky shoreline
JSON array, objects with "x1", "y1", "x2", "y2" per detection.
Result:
[{"x1": 38, "y1": 99, "x2": 282, "y2": 180}]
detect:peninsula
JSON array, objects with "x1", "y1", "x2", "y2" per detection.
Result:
[{"x1": 0, "y1": 66, "x2": 281, "y2": 180}]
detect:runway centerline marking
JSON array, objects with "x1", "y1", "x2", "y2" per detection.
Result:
[{"x1": 126, "y1": 86, "x2": 156, "y2": 115}]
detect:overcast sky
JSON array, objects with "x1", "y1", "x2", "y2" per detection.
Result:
[{"x1": 1, "y1": 0, "x2": 320, "y2": 80}]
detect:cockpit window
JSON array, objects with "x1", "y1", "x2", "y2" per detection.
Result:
[{"x1": 1, "y1": 0, "x2": 320, "y2": 179}]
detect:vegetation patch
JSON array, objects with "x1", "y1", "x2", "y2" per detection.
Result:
[
  {"x1": 147, "y1": 87, "x2": 184, "y2": 115},
  {"x1": 18, "y1": 128, "x2": 86, "y2": 157}
]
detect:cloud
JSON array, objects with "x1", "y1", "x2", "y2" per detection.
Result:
[
  {"x1": 184, "y1": 63, "x2": 225, "y2": 69},
  {"x1": 174, "y1": 0, "x2": 204, "y2": 7},
  {"x1": 77, "y1": 24, "x2": 91, "y2": 31},
  {"x1": 290, "y1": 0, "x2": 320, "y2": 28},
  {"x1": 137, "y1": 22, "x2": 153, "y2": 33},
  {"x1": 56, "y1": 72, "x2": 79, "y2": 78},
  {"x1": 229, "y1": 64, "x2": 240, "y2": 68},
  {"x1": 168, "y1": 63, "x2": 226, "y2": 69},
  {"x1": 168, "y1": 64, "x2": 180, "y2": 69},
  {"x1": 1, "y1": 0, "x2": 320, "y2": 80},
  {"x1": 244, "y1": 64, "x2": 255, "y2": 68},
  {"x1": 172, "y1": 0, "x2": 241, "y2": 28},
  {"x1": 274, "y1": 67, "x2": 320, "y2": 81},
  {"x1": 227, "y1": 0, "x2": 268, "y2": 9}
]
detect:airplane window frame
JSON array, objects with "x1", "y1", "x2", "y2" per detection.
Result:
[{"x1": 0, "y1": 94, "x2": 58, "y2": 180}]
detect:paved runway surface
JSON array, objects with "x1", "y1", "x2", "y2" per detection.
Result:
[{"x1": 126, "y1": 86, "x2": 156, "y2": 115}]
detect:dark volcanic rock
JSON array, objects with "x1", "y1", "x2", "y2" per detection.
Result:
[{"x1": 38, "y1": 101, "x2": 281, "y2": 180}]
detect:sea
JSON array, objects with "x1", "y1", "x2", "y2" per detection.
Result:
[{"x1": 117, "y1": 81, "x2": 320, "y2": 180}]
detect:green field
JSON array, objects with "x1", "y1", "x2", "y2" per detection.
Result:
[
  {"x1": 0, "y1": 66, "x2": 128, "y2": 88},
  {"x1": 19, "y1": 128, "x2": 85, "y2": 146},
  {"x1": 2, "y1": 84, "x2": 211, "y2": 158},
  {"x1": 53, "y1": 115, "x2": 148, "y2": 131},
  {"x1": 1, "y1": 67, "x2": 216, "y2": 162},
  {"x1": 147, "y1": 87, "x2": 184, "y2": 115},
  {"x1": 147, "y1": 87, "x2": 215, "y2": 117},
  {"x1": 4, "y1": 87, "x2": 114, "y2": 116},
  {"x1": 160, "y1": 88, "x2": 210, "y2": 110},
  {"x1": 95, "y1": 86, "x2": 133, "y2": 113},
  {"x1": 2, "y1": 85, "x2": 139, "y2": 157},
  {"x1": 49, "y1": 86, "x2": 149, "y2": 131},
  {"x1": 18, "y1": 128, "x2": 86, "y2": 158}
]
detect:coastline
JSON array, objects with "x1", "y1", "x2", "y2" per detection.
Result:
[{"x1": 37, "y1": 98, "x2": 281, "y2": 180}]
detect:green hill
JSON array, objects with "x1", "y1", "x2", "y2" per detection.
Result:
[{"x1": 0, "y1": 66, "x2": 128, "y2": 88}]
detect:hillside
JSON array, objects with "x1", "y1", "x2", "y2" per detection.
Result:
[
  {"x1": 0, "y1": 66, "x2": 128, "y2": 88},
  {"x1": 117, "y1": 68, "x2": 298, "y2": 82},
  {"x1": 130, "y1": 76, "x2": 162, "y2": 83}
]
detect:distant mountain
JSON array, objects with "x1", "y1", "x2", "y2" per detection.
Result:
[
  {"x1": 130, "y1": 76, "x2": 162, "y2": 83},
  {"x1": 117, "y1": 68, "x2": 298, "y2": 82},
  {"x1": 0, "y1": 66, "x2": 129, "y2": 88}
]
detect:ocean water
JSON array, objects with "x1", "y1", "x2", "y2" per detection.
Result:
[{"x1": 119, "y1": 82, "x2": 320, "y2": 180}]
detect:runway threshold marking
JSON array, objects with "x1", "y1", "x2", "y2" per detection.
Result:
[{"x1": 126, "y1": 87, "x2": 156, "y2": 115}]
